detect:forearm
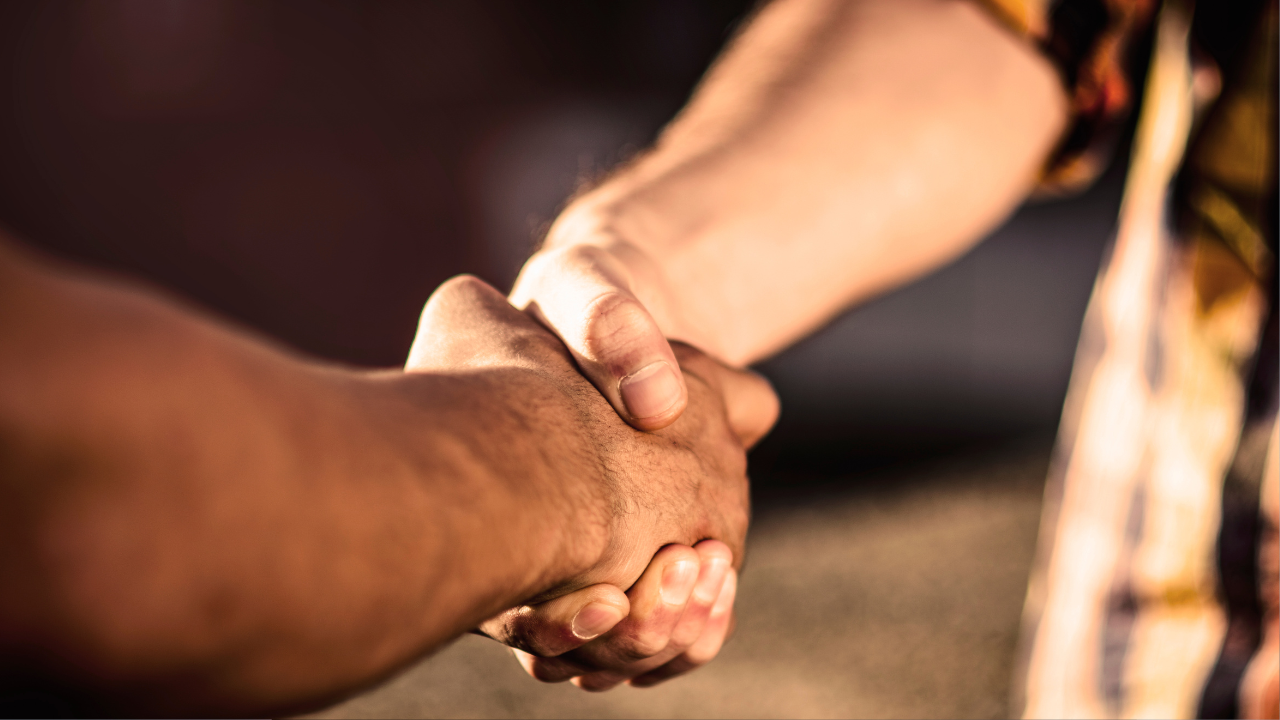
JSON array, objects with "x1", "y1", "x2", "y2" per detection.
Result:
[
  {"x1": 547, "y1": 0, "x2": 1067, "y2": 365},
  {"x1": 0, "y1": 241, "x2": 599, "y2": 714}
]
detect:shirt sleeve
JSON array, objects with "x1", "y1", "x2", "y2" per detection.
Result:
[{"x1": 973, "y1": 0, "x2": 1157, "y2": 194}]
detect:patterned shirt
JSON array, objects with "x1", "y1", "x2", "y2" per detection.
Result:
[{"x1": 973, "y1": 0, "x2": 1278, "y2": 717}]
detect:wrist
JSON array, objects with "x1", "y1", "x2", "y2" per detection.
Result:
[
  {"x1": 389, "y1": 369, "x2": 612, "y2": 601},
  {"x1": 540, "y1": 199, "x2": 726, "y2": 361}
]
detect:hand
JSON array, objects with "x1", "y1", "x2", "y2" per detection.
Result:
[
  {"x1": 406, "y1": 275, "x2": 777, "y2": 598},
  {"x1": 480, "y1": 536, "x2": 740, "y2": 691},
  {"x1": 510, "y1": 232, "x2": 715, "y2": 434},
  {"x1": 503, "y1": 221, "x2": 773, "y2": 688}
]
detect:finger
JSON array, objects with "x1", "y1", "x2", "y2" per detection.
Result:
[
  {"x1": 572, "y1": 540, "x2": 732, "y2": 691},
  {"x1": 629, "y1": 568, "x2": 738, "y2": 688},
  {"x1": 512, "y1": 647, "x2": 594, "y2": 684},
  {"x1": 525, "y1": 544, "x2": 701, "y2": 685},
  {"x1": 658, "y1": 540, "x2": 731, "y2": 654},
  {"x1": 594, "y1": 543, "x2": 701, "y2": 664},
  {"x1": 511, "y1": 246, "x2": 687, "y2": 431},
  {"x1": 478, "y1": 584, "x2": 629, "y2": 658},
  {"x1": 407, "y1": 274, "x2": 566, "y2": 372},
  {"x1": 669, "y1": 342, "x2": 779, "y2": 450},
  {"x1": 714, "y1": 366, "x2": 780, "y2": 450}
]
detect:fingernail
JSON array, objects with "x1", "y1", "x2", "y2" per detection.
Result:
[
  {"x1": 692, "y1": 557, "x2": 730, "y2": 604},
  {"x1": 712, "y1": 570, "x2": 737, "y2": 616},
  {"x1": 572, "y1": 602, "x2": 625, "y2": 640},
  {"x1": 660, "y1": 559, "x2": 699, "y2": 605},
  {"x1": 619, "y1": 361, "x2": 680, "y2": 420}
]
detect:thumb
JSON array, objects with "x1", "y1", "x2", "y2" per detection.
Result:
[
  {"x1": 479, "y1": 584, "x2": 630, "y2": 659},
  {"x1": 511, "y1": 245, "x2": 688, "y2": 431}
]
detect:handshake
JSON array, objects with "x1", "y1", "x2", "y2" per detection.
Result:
[
  {"x1": 0, "y1": 212, "x2": 778, "y2": 716},
  {"x1": 405, "y1": 231, "x2": 778, "y2": 691}
]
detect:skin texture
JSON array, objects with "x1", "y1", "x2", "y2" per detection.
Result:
[
  {"x1": 501, "y1": 0, "x2": 1068, "y2": 689},
  {"x1": 1, "y1": 0, "x2": 1070, "y2": 706},
  {"x1": 510, "y1": 0, "x2": 1068, "y2": 428},
  {"x1": 485, "y1": 539, "x2": 739, "y2": 690},
  {"x1": 0, "y1": 236, "x2": 775, "y2": 716},
  {"x1": 510, "y1": 0, "x2": 1280, "y2": 704}
]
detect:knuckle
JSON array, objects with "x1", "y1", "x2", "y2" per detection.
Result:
[
  {"x1": 655, "y1": 543, "x2": 700, "y2": 568},
  {"x1": 663, "y1": 628, "x2": 699, "y2": 655},
  {"x1": 696, "y1": 538, "x2": 733, "y2": 560},
  {"x1": 683, "y1": 644, "x2": 719, "y2": 666},
  {"x1": 436, "y1": 273, "x2": 490, "y2": 301},
  {"x1": 501, "y1": 609, "x2": 571, "y2": 658},
  {"x1": 419, "y1": 274, "x2": 510, "y2": 334},
  {"x1": 491, "y1": 608, "x2": 526, "y2": 641},
  {"x1": 517, "y1": 632, "x2": 563, "y2": 660}
]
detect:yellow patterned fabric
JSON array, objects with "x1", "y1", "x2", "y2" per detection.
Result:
[
  {"x1": 977, "y1": 0, "x2": 1158, "y2": 193},
  {"x1": 970, "y1": 0, "x2": 1278, "y2": 717}
]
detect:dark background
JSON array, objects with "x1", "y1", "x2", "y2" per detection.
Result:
[
  {"x1": 0, "y1": 2, "x2": 1125, "y2": 716},
  {"x1": 0, "y1": 0, "x2": 753, "y2": 363},
  {"x1": 0, "y1": 0, "x2": 1120, "y2": 458}
]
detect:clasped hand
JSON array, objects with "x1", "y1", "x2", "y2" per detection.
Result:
[{"x1": 405, "y1": 275, "x2": 777, "y2": 690}]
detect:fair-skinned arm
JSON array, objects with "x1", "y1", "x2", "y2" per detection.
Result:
[
  {"x1": 510, "y1": 0, "x2": 1069, "y2": 429},
  {"x1": 0, "y1": 235, "x2": 775, "y2": 716}
]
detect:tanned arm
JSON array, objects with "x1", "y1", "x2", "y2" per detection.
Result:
[
  {"x1": 511, "y1": 0, "x2": 1068, "y2": 428},
  {"x1": 0, "y1": 236, "x2": 769, "y2": 716}
]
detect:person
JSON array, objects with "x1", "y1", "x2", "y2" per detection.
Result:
[
  {"x1": 4, "y1": 0, "x2": 1276, "y2": 716},
  {"x1": 506, "y1": 0, "x2": 1277, "y2": 716},
  {"x1": 0, "y1": 234, "x2": 777, "y2": 716}
]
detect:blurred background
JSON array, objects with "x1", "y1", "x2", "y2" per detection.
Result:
[{"x1": 0, "y1": 1, "x2": 1126, "y2": 716}]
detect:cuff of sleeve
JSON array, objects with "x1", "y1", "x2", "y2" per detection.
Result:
[{"x1": 971, "y1": 0, "x2": 1156, "y2": 195}]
